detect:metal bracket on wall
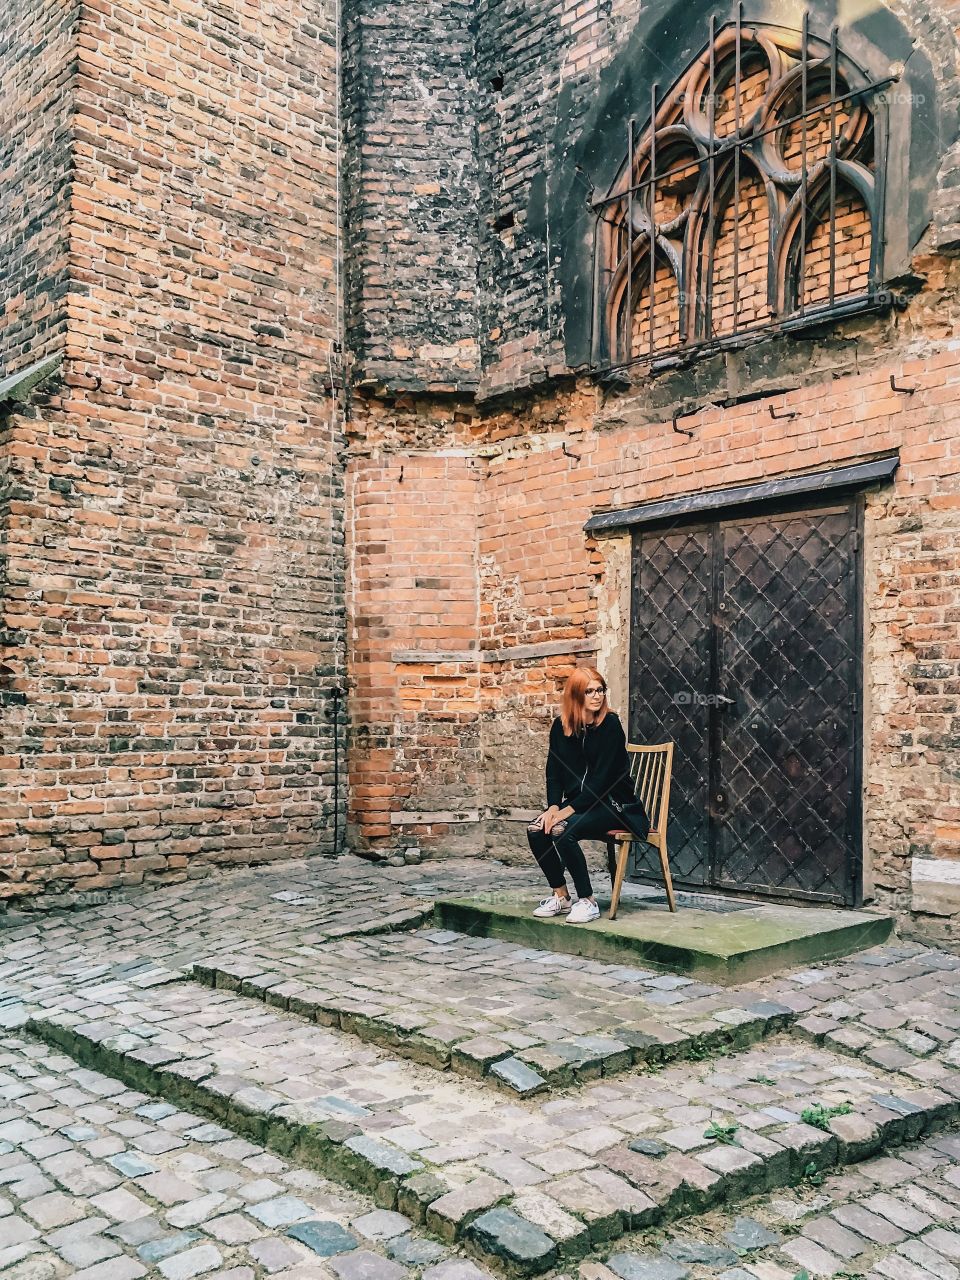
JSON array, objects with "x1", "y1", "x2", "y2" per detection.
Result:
[{"x1": 672, "y1": 404, "x2": 705, "y2": 436}]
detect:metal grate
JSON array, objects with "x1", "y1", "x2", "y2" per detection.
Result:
[
  {"x1": 622, "y1": 886, "x2": 754, "y2": 913},
  {"x1": 629, "y1": 503, "x2": 862, "y2": 906},
  {"x1": 591, "y1": 5, "x2": 891, "y2": 370},
  {"x1": 716, "y1": 510, "x2": 860, "y2": 902}
]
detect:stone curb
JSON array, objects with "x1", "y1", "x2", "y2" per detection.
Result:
[
  {"x1": 25, "y1": 1012, "x2": 960, "y2": 1279},
  {"x1": 791, "y1": 1012, "x2": 960, "y2": 1086},
  {"x1": 190, "y1": 957, "x2": 796, "y2": 1094}
]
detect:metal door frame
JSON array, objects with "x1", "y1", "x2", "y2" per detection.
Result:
[{"x1": 629, "y1": 491, "x2": 865, "y2": 906}]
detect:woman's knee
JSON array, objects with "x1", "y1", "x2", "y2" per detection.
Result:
[
  {"x1": 554, "y1": 832, "x2": 584, "y2": 863},
  {"x1": 554, "y1": 817, "x2": 584, "y2": 846}
]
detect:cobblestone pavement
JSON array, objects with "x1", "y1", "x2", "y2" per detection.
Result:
[
  {"x1": 594, "y1": 1130, "x2": 960, "y2": 1280},
  {"x1": 1, "y1": 856, "x2": 959, "y2": 1279},
  {"x1": 1, "y1": 859, "x2": 448, "y2": 1024},
  {"x1": 0, "y1": 1034, "x2": 449, "y2": 1280},
  {"x1": 189, "y1": 927, "x2": 798, "y2": 1090}
]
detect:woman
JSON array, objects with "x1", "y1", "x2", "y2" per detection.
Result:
[{"x1": 527, "y1": 668, "x2": 648, "y2": 923}]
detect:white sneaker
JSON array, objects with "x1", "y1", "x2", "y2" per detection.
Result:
[
  {"x1": 533, "y1": 894, "x2": 572, "y2": 917},
  {"x1": 566, "y1": 899, "x2": 600, "y2": 924}
]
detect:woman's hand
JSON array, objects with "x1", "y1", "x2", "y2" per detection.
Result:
[
  {"x1": 538, "y1": 806, "x2": 560, "y2": 835},
  {"x1": 543, "y1": 805, "x2": 574, "y2": 835}
]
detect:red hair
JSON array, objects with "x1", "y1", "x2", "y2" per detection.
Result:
[{"x1": 561, "y1": 667, "x2": 609, "y2": 736}]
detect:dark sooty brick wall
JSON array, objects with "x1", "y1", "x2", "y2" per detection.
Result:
[
  {"x1": 342, "y1": 0, "x2": 481, "y2": 393},
  {"x1": 0, "y1": 0, "x2": 79, "y2": 371}
]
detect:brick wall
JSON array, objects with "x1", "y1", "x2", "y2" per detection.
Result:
[
  {"x1": 348, "y1": 294, "x2": 960, "y2": 923},
  {"x1": 0, "y1": 0, "x2": 79, "y2": 371},
  {"x1": 339, "y1": 0, "x2": 647, "y2": 397},
  {"x1": 343, "y1": 0, "x2": 960, "y2": 396},
  {"x1": 473, "y1": 0, "x2": 568, "y2": 395},
  {"x1": 1, "y1": 0, "x2": 343, "y2": 905},
  {"x1": 347, "y1": 436, "x2": 483, "y2": 851},
  {"x1": 343, "y1": 0, "x2": 960, "y2": 926},
  {"x1": 4, "y1": 0, "x2": 960, "y2": 926},
  {"x1": 342, "y1": 0, "x2": 480, "y2": 392}
]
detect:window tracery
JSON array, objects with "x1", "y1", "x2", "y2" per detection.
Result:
[{"x1": 593, "y1": 11, "x2": 888, "y2": 368}]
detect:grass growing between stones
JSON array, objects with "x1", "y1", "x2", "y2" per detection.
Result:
[
  {"x1": 702, "y1": 1120, "x2": 739, "y2": 1145},
  {"x1": 801, "y1": 1102, "x2": 854, "y2": 1131}
]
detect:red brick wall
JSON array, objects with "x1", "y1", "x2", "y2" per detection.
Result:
[
  {"x1": 347, "y1": 298, "x2": 960, "y2": 909},
  {"x1": 342, "y1": 0, "x2": 960, "y2": 922},
  {"x1": 4, "y1": 0, "x2": 960, "y2": 924},
  {"x1": 348, "y1": 442, "x2": 482, "y2": 850},
  {"x1": 342, "y1": 0, "x2": 480, "y2": 391},
  {"x1": 1, "y1": 0, "x2": 343, "y2": 905}
]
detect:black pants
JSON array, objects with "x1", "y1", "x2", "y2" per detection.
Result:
[{"x1": 527, "y1": 805, "x2": 623, "y2": 900}]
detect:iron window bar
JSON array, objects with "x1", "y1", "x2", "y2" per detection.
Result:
[
  {"x1": 590, "y1": 80, "x2": 892, "y2": 215},
  {"x1": 704, "y1": 12, "x2": 718, "y2": 341},
  {"x1": 732, "y1": 2, "x2": 742, "y2": 336},
  {"x1": 799, "y1": 9, "x2": 809, "y2": 318},
  {"x1": 829, "y1": 25, "x2": 839, "y2": 307},
  {"x1": 591, "y1": 12, "x2": 892, "y2": 372}
]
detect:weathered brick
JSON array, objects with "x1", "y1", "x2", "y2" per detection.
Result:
[{"x1": 1, "y1": 0, "x2": 344, "y2": 902}]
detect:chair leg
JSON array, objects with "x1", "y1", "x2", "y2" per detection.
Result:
[
  {"x1": 609, "y1": 838, "x2": 631, "y2": 921},
  {"x1": 605, "y1": 838, "x2": 618, "y2": 884},
  {"x1": 658, "y1": 840, "x2": 677, "y2": 913}
]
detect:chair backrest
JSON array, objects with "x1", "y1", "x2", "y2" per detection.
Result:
[{"x1": 626, "y1": 742, "x2": 673, "y2": 841}]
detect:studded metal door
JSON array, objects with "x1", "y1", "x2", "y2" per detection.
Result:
[
  {"x1": 629, "y1": 525, "x2": 713, "y2": 886},
  {"x1": 629, "y1": 502, "x2": 862, "y2": 905}
]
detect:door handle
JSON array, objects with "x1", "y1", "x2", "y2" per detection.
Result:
[{"x1": 715, "y1": 695, "x2": 735, "y2": 706}]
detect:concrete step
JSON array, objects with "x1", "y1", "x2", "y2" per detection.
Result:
[
  {"x1": 433, "y1": 889, "x2": 895, "y2": 984},
  {"x1": 27, "y1": 983, "x2": 960, "y2": 1278}
]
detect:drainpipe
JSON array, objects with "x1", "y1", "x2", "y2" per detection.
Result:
[{"x1": 326, "y1": 685, "x2": 345, "y2": 854}]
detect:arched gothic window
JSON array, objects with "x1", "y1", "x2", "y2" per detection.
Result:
[{"x1": 593, "y1": 11, "x2": 886, "y2": 367}]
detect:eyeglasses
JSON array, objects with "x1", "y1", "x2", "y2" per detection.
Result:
[{"x1": 585, "y1": 686, "x2": 606, "y2": 695}]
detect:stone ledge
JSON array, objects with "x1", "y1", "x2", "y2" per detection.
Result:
[
  {"x1": 391, "y1": 639, "x2": 600, "y2": 665},
  {"x1": 0, "y1": 353, "x2": 62, "y2": 406},
  {"x1": 912, "y1": 857, "x2": 960, "y2": 917},
  {"x1": 390, "y1": 810, "x2": 482, "y2": 826},
  {"x1": 390, "y1": 808, "x2": 539, "y2": 826},
  {"x1": 433, "y1": 891, "x2": 895, "y2": 985}
]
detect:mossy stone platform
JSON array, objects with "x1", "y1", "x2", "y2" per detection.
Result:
[{"x1": 432, "y1": 888, "x2": 894, "y2": 984}]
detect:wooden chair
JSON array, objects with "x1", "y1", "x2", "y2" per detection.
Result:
[{"x1": 607, "y1": 742, "x2": 676, "y2": 918}]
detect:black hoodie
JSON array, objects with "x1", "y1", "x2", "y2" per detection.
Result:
[{"x1": 545, "y1": 711, "x2": 639, "y2": 815}]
